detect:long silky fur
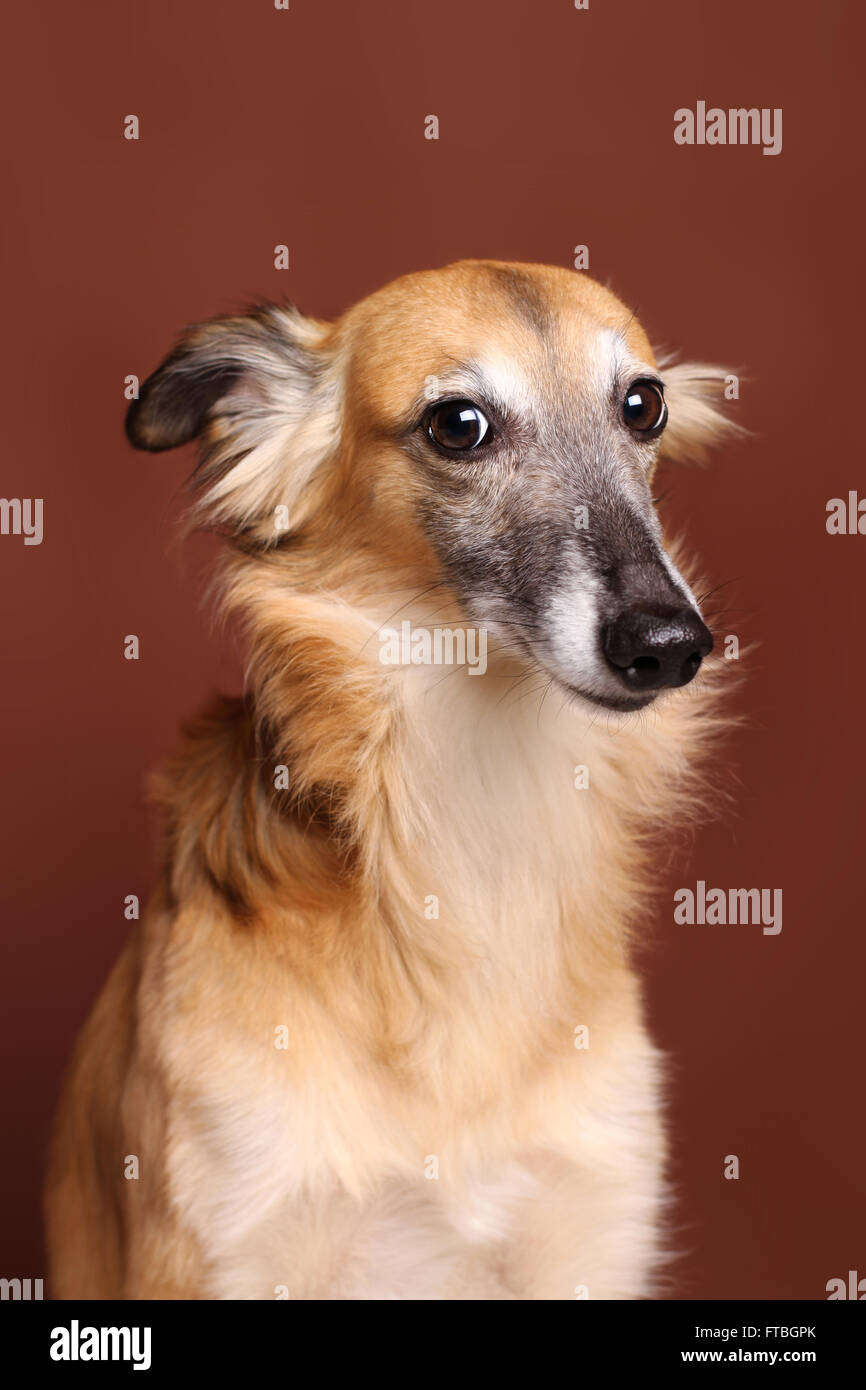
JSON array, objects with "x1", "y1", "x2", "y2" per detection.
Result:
[{"x1": 45, "y1": 262, "x2": 738, "y2": 1301}]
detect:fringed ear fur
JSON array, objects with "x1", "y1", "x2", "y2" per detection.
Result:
[
  {"x1": 126, "y1": 305, "x2": 341, "y2": 541},
  {"x1": 656, "y1": 358, "x2": 746, "y2": 465}
]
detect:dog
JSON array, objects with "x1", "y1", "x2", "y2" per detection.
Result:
[{"x1": 45, "y1": 260, "x2": 738, "y2": 1299}]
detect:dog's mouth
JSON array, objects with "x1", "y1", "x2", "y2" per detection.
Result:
[
  {"x1": 488, "y1": 623, "x2": 661, "y2": 715},
  {"x1": 501, "y1": 604, "x2": 709, "y2": 716},
  {"x1": 560, "y1": 681, "x2": 658, "y2": 714}
]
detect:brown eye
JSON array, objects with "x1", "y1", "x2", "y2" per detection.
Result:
[
  {"x1": 427, "y1": 400, "x2": 491, "y2": 451},
  {"x1": 622, "y1": 380, "x2": 667, "y2": 435}
]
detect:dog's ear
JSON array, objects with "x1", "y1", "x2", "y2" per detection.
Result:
[
  {"x1": 656, "y1": 360, "x2": 744, "y2": 465},
  {"x1": 126, "y1": 304, "x2": 340, "y2": 537}
]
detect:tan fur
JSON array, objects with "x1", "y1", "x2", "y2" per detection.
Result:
[{"x1": 46, "y1": 262, "x2": 736, "y2": 1299}]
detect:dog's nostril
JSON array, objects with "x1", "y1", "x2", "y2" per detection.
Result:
[
  {"x1": 631, "y1": 655, "x2": 660, "y2": 674},
  {"x1": 602, "y1": 608, "x2": 712, "y2": 693}
]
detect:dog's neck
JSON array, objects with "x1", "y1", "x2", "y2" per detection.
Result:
[
  {"x1": 219, "y1": 561, "x2": 716, "y2": 985},
  {"x1": 147, "y1": 556, "x2": 723, "y2": 1097}
]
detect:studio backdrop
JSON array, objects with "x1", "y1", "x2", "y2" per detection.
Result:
[{"x1": 1, "y1": 0, "x2": 863, "y2": 1300}]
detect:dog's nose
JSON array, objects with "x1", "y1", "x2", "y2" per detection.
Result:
[{"x1": 602, "y1": 608, "x2": 713, "y2": 691}]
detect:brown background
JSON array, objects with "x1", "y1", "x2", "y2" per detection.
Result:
[{"x1": 2, "y1": 0, "x2": 863, "y2": 1299}]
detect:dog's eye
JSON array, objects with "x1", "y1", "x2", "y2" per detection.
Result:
[
  {"x1": 622, "y1": 380, "x2": 667, "y2": 435},
  {"x1": 427, "y1": 400, "x2": 491, "y2": 452}
]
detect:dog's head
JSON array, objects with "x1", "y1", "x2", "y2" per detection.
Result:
[{"x1": 127, "y1": 260, "x2": 738, "y2": 712}]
